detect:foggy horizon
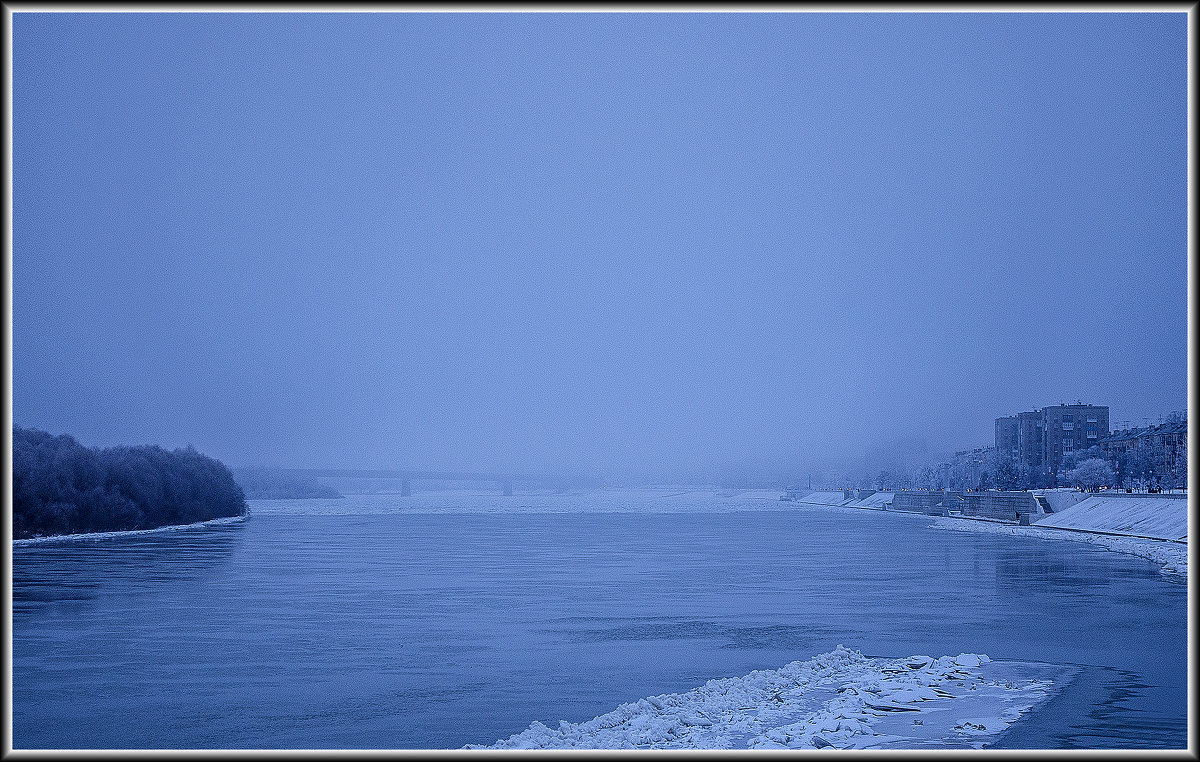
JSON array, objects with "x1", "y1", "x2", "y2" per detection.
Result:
[{"x1": 12, "y1": 12, "x2": 1188, "y2": 484}]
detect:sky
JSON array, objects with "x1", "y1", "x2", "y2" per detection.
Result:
[{"x1": 10, "y1": 11, "x2": 1189, "y2": 483}]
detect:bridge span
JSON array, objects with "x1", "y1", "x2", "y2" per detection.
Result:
[{"x1": 281, "y1": 468, "x2": 598, "y2": 496}]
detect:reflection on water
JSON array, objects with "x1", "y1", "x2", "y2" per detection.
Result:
[
  {"x1": 11, "y1": 495, "x2": 1187, "y2": 749},
  {"x1": 13, "y1": 524, "x2": 246, "y2": 607},
  {"x1": 994, "y1": 665, "x2": 1186, "y2": 749},
  {"x1": 993, "y1": 547, "x2": 1162, "y2": 591},
  {"x1": 550, "y1": 617, "x2": 857, "y2": 652}
]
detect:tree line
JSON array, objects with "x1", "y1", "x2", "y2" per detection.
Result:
[
  {"x1": 839, "y1": 411, "x2": 1187, "y2": 494},
  {"x1": 864, "y1": 442, "x2": 1183, "y2": 494},
  {"x1": 231, "y1": 467, "x2": 343, "y2": 499},
  {"x1": 12, "y1": 427, "x2": 248, "y2": 540}
]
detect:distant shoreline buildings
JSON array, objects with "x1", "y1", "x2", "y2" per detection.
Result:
[
  {"x1": 995, "y1": 403, "x2": 1186, "y2": 490},
  {"x1": 808, "y1": 402, "x2": 1184, "y2": 494},
  {"x1": 995, "y1": 402, "x2": 1110, "y2": 479},
  {"x1": 1096, "y1": 420, "x2": 1187, "y2": 489}
]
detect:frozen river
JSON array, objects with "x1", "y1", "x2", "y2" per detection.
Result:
[{"x1": 11, "y1": 489, "x2": 1186, "y2": 749}]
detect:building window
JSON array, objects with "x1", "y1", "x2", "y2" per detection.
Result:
[{"x1": 1063, "y1": 440, "x2": 1073, "y2": 452}]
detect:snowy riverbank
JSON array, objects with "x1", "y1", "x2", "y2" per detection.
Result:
[
  {"x1": 12, "y1": 513, "x2": 249, "y2": 546},
  {"x1": 469, "y1": 646, "x2": 1068, "y2": 750},
  {"x1": 790, "y1": 489, "x2": 1187, "y2": 582},
  {"x1": 929, "y1": 517, "x2": 1187, "y2": 581},
  {"x1": 1032, "y1": 494, "x2": 1187, "y2": 541}
]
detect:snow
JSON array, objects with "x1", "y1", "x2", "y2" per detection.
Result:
[
  {"x1": 1032, "y1": 495, "x2": 1187, "y2": 542},
  {"x1": 1033, "y1": 488, "x2": 1088, "y2": 514},
  {"x1": 789, "y1": 491, "x2": 851, "y2": 506},
  {"x1": 469, "y1": 646, "x2": 1066, "y2": 750},
  {"x1": 848, "y1": 492, "x2": 894, "y2": 509},
  {"x1": 930, "y1": 517, "x2": 1187, "y2": 581},
  {"x1": 11, "y1": 514, "x2": 248, "y2": 546}
]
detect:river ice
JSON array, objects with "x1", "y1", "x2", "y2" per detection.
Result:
[
  {"x1": 471, "y1": 646, "x2": 1066, "y2": 749},
  {"x1": 11, "y1": 514, "x2": 249, "y2": 546}
]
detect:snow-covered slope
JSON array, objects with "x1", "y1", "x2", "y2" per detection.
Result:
[
  {"x1": 469, "y1": 647, "x2": 1066, "y2": 750},
  {"x1": 791, "y1": 491, "x2": 850, "y2": 506},
  {"x1": 1033, "y1": 495, "x2": 1187, "y2": 541},
  {"x1": 850, "y1": 492, "x2": 894, "y2": 509},
  {"x1": 1034, "y1": 489, "x2": 1088, "y2": 514}
]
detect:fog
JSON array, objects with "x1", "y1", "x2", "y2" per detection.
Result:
[{"x1": 11, "y1": 12, "x2": 1187, "y2": 485}]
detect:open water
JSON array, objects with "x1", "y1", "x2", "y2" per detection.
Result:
[{"x1": 10, "y1": 489, "x2": 1187, "y2": 749}]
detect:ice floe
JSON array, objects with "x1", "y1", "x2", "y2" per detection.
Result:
[
  {"x1": 12, "y1": 514, "x2": 248, "y2": 546},
  {"x1": 467, "y1": 646, "x2": 1066, "y2": 749}
]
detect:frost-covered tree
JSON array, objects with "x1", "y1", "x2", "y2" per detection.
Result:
[
  {"x1": 913, "y1": 464, "x2": 938, "y2": 490},
  {"x1": 1060, "y1": 446, "x2": 1104, "y2": 473},
  {"x1": 990, "y1": 454, "x2": 1027, "y2": 491},
  {"x1": 12, "y1": 427, "x2": 247, "y2": 540},
  {"x1": 1129, "y1": 446, "x2": 1159, "y2": 489},
  {"x1": 1063, "y1": 458, "x2": 1115, "y2": 492}
]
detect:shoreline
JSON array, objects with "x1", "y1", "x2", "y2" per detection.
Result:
[
  {"x1": 927, "y1": 516, "x2": 1187, "y2": 581},
  {"x1": 12, "y1": 513, "x2": 249, "y2": 546},
  {"x1": 788, "y1": 496, "x2": 1187, "y2": 581}
]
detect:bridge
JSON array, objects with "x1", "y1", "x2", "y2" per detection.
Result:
[{"x1": 281, "y1": 468, "x2": 600, "y2": 496}]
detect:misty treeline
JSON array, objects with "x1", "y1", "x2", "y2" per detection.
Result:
[
  {"x1": 12, "y1": 427, "x2": 247, "y2": 540},
  {"x1": 231, "y1": 467, "x2": 343, "y2": 499},
  {"x1": 863, "y1": 446, "x2": 1185, "y2": 493}
]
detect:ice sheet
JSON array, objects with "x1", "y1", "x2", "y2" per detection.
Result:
[{"x1": 470, "y1": 646, "x2": 1068, "y2": 750}]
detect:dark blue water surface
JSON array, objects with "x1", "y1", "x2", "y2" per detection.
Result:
[{"x1": 11, "y1": 491, "x2": 1187, "y2": 749}]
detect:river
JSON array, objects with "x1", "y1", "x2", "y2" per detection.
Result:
[{"x1": 10, "y1": 489, "x2": 1187, "y2": 749}]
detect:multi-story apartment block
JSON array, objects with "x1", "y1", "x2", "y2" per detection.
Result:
[
  {"x1": 995, "y1": 416, "x2": 1018, "y2": 458},
  {"x1": 1040, "y1": 403, "x2": 1110, "y2": 474},
  {"x1": 995, "y1": 402, "x2": 1109, "y2": 480},
  {"x1": 1016, "y1": 410, "x2": 1044, "y2": 474},
  {"x1": 1098, "y1": 420, "x2": 1187, "y2": 488}
]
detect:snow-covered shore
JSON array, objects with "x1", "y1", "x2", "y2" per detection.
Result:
[
  {"x1": 929, "y1": 517, "x2": 1187, "y2": 581},
  {"x1": 1032, "y1": 494, "x2": 1187, "y2": 541},
  {"x1": 469, "y1": 646, "x2": 1067, "y2": 750},
  {"x1": 12, "y1": 513, "x2": 249, "y2": 546},
  {"x1": 790, "y1": 490, "x2": 1187, "y2": 582}
]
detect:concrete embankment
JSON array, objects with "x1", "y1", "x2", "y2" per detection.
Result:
[
  {"x1": 789, "y1": 490, "x2": 851, "y2": 506},
  {"x1": 848, "y1": 491, "x2": 894, "y2": 509},
  {"x1": 786, "y1": 488, "x2": 1187, "y2": 578},
  {"x1": 783, "y1": 491, "x2": 895, "y2": 510},
  {"x1": 787, "y1": 489, "x2": 1187, "y2": 544},
  {"x1": 1032, "y1": 494, "x2": 1187, "y2": 543}
]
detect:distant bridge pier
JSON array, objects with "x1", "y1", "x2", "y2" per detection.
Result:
[
  {"x1": 401, "y1": 478, "x2": 411, "y2": 497},
  {"x1": 502, "y1": 479, "x2": 513, "y2": 496}
]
